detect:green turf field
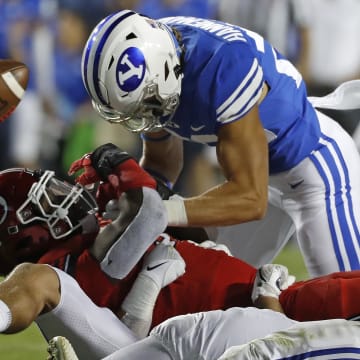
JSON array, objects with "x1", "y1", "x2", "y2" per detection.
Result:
[{"x1": 0, "y1": 243, "x2": 308, "y2": 359}]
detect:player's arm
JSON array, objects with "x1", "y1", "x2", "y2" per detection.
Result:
[
  {"x1": 175, "y1": 105, "x2": 269, "y2": 227},
  {"x1": 119, "y1": 238, "x2": 185, "y2": 339},
  {"x1": 140, "y1": 129, "x2": 184, "y2": 187}
]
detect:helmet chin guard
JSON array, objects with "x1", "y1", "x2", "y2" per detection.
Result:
[{"x1": 82, "y1": 10, "x2": 183, "y2": 133}]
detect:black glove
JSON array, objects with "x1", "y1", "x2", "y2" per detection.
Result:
[{"x1": 90, "y1": 143, "x2": 132, "y2": 180}]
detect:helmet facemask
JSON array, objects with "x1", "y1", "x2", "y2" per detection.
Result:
[
  {"x1": 92, "y1": 81, "x2": 180, "y2": 132},
  {"x1": 16, "y1": 170, "x2": 98, "y2": 239}
]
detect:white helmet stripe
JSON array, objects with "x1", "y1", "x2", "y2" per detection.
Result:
[{"x1": 82, "y1": 10, "x2": 136, "y2": 105}]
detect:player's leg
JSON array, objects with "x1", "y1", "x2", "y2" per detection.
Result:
[
  {"x1": 0, "y1": 262, "x2": 60, "y2": 333},
  {"x1": 205, "y1": 201, "x2": 295, "y2": 268},
  {"x1": 49, "y1": 307, "x2": 298, "y2": 360},
  {"x1": 218, "y1": 319, "x2": 360, "y2": 360},
  {"x1": 145, "y1": 308, "x2": 297, "y2": 360},
  {"x1": 37, "y1": 266, "x2": 137, "y2": 359},
  {"x1": 47, "y1": 335, "x2": 172, "y2": 360},
  {"x1": 103, "y1": 337, "x2": 173, "y2": 360},
  {"x1": 309, "y1": 111, "x2": 360, "y2": 275},
  {"x1": 272, "y1": 111, "x2": 360, "y2": 276}
]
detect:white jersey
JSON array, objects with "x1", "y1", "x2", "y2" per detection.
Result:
[
  {"x1": 150, "y1": 307, "x2": 297, "y2": 360},
  {"x1": 219, "y1": 319, "x2": 360, "y2": 360}
]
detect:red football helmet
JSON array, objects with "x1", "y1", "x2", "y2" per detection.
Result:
[{"x1": 0, "y1": 168, "x2": 98, "y2": 274}]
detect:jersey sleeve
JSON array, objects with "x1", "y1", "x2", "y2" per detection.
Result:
[
  {"x1": 213, "y1": 42, "x2": 264, "y2": 125},
  {"x1": 280, "y1": 270, "x2": 360, "y2": 321}
]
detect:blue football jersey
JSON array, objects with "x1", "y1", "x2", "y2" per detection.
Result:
[{"x1": 160, "y1": 17, "x2": 321, "y2": 174}]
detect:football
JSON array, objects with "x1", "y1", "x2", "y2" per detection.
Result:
[{"x1": 0, "y1": 59, "x2": 29, "y2": 122}]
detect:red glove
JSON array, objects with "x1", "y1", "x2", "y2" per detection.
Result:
[
  {"x1": 94, "y1": 166, "x2": 156, "y2": 213},
  {"x1": 112, "y1": 159, "x2": 156, "y2": 192},
  {"x1": 68, "y1": 143, "x2": 156, "y2": 192},
  {"x1": 68, "y1": 153, "x2": 100, "y2": 186}
]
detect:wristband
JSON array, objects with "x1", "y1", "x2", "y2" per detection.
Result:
[{"x1": 163, "y1": 198, "x2": 188, "y2": 226}]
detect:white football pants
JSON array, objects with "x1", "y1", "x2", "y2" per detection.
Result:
[
  {"x1": 36, "y1": 267, "x2": 137, "y2": 360},
  {"x1": 207, "y1": 111, "x2": 360, "y2": 277}
]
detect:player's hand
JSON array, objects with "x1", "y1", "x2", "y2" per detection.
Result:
[
  {"x1": 141, "y1": 235, "x2": 186, "y2": 289},
  {"x1": 197, "y1": 240, "x2": 233, "y2": 256},
  {"x1": 88, "y1": 143, "x2": 133, "y2": 180},
  {"x1": 68, "y1": 153, "x2": 101, "y2": 185},
  {"x1": 251, "y1": 264, "x2": 296, "y2": 303},
  {"x1": 68, "y1": 143, "x2": 132, "y2": 185},
  {"x1": 69, "y1": 143, "x2": 157, "y2": 191}
]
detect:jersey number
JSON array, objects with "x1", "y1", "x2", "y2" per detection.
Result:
[{"x1": 245, "y1": 29, "x2": 302, "y2": 88}]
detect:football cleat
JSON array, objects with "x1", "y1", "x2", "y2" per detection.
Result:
[{"x1": 47, "y1": 336, "x2": 79, "y2": 360}]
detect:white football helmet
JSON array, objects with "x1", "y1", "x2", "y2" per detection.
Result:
[{"x1": 82, "y1": 10, "x2": 183, "y2": 133}]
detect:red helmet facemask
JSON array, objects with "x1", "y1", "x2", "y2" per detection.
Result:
[{"x1": 0, "y1": 168, "x2": 99, "y2": 274}]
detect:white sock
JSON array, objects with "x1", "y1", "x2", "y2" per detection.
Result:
[{"x1": 0, "y1": 300, "x2": 12, "y2": 332}]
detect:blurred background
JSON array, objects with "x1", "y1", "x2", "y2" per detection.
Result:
[{"x1": 1, "y1": 0, "x2": 360, "y2": 358}]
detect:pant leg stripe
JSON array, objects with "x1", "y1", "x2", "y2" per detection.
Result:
[
  {"x1": 310, "y1": 133, "x2": 360, "y2": 270},
  {"x1": 310, "y1": 150, "x2": 346, "y2": 271}
]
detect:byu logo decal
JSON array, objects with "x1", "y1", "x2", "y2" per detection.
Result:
[
  {"x1": 117, "y1": 47, "x2": 146, "y2": 92},
  {"x1": 0, "y1": 196, "x2": 8, "y2": 225}
]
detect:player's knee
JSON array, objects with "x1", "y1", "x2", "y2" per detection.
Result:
[
  {"x1": 10, "y1": 262, "x2": 40, "y2": 280},
  {"x1": 11, "y1": 263, "x2": 60, "y2": 305}
]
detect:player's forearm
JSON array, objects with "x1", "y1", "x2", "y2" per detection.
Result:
[
  {"x1": 120, "y1": 272, "x2": 159, "y2": 339},
  {"x1": 165, "y1": 180, "x2": 268, "y2": 227}
]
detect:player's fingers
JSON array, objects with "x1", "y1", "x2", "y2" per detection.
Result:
[
  {"x1": 286, "y1": 275, "x2": 296, "y2": 287},
  {"x1": 75, "y1": 170, "x2": 98, "y2": 185},
  {"x1": 68, "y1": 154, "x2": 92, "y2": 175}
]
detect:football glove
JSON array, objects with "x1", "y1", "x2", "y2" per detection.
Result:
[
  {"x1": 68, "y1": 143, "x2": 157, "y2": 191},
  {"x1": 251, "y1": 264, "x2": 296, "y2": 302}
]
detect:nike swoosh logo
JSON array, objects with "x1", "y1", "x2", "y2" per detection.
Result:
[
  {"x1": 146, "y1": 261, "x2": 167, "y2": 271},
  {"x1": 190, "y1": 125, "x2": 205, "y2": 132},
  {"x1": 289, "y1": 180, "x2": 304, "y2": 189}
]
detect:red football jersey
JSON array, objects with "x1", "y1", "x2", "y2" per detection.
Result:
[
  {"x1": 152, "y1": 240, "x2": 256, "y2": 327},
  {"x1": 280, "y1": 270, "x2": 360, "y2": 321},
  {"x1": 39, "y1": 234, "x2": 360, "y2": 327},
  {"x1": 39, "y1": 237, "x2": 256, "y2": 328}
]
